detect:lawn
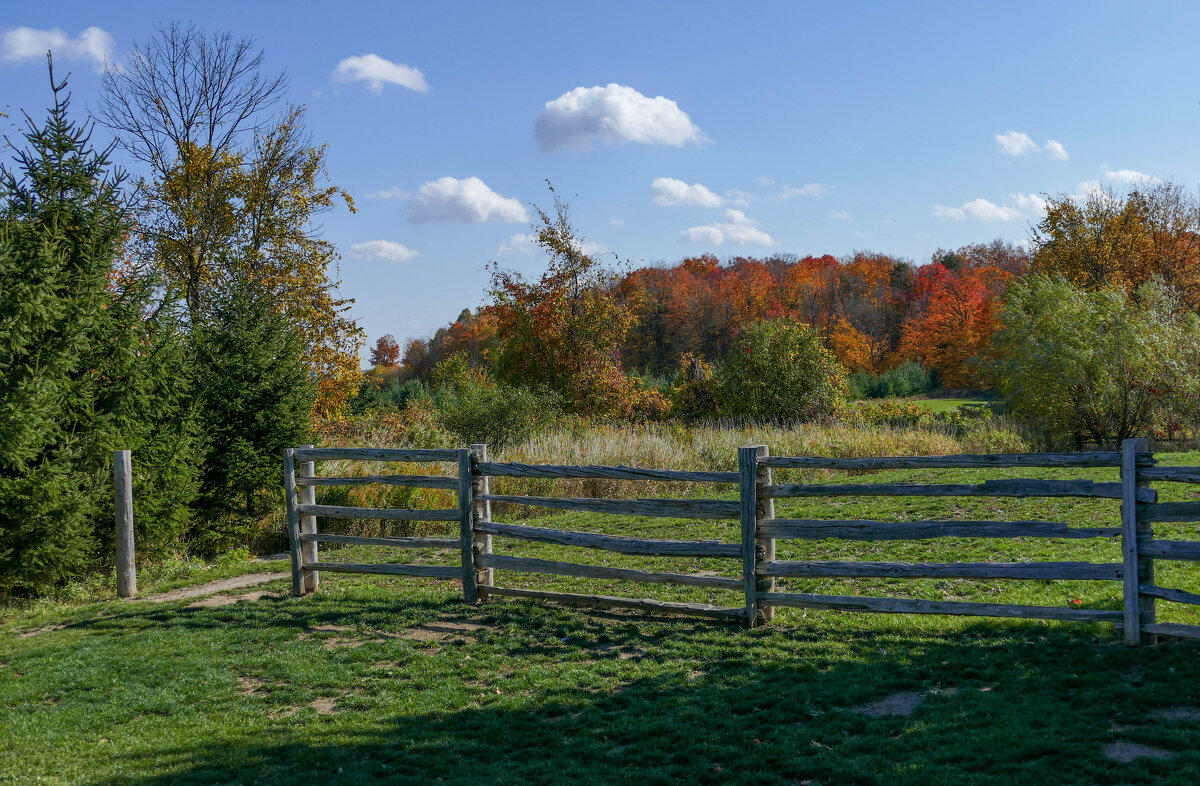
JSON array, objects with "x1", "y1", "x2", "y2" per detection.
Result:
[
  {"x1": 903, "y1": 397, "x2": 993, "y2": 413},
  {"x1": 3, "y1": 454, "x2": 1200, "y2": 784}
]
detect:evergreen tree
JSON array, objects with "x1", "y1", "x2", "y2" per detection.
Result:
[
  {"x1": 192, "y1": 273, "x2": 314, "y2": 549},
  {"x1": 0, "y1": 62, "x2": 197, "y2": 592}
]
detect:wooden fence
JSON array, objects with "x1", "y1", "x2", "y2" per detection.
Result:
[{"x1": 283, "y1": 439, "x2": 1200, "y2": 644}]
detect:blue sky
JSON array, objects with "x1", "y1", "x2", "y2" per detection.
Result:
[{"x1": 4, "y1": 1, "x2": 1199, "y2": 358}]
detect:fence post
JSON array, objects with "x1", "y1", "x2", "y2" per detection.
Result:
[
  {"x1": 284, "y1": 448, "x2": 304, "y2": 596},
  {"x1": 739, "y1": 446, "x2": 762, "y2": 627},
  {"x1": 298, "y1": 444, "x2": 318, "y2": 593},
  {"x1": 114, "y1": 449, "x2": 136, "y2": 598},
  {"x1": 470, "y1": 444, "x2": 493, "y2": 596},
  {"x1": 458, "y1": 448, "x2": 478, "y2": 603},
  {"x1": 1121, "y1": 438, "x2": 1149, "y2": 644},
  {"x1": 755, "y1": 445, "x2": 775, "y2": 622}
]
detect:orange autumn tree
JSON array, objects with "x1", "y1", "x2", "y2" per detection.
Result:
[
  {"x1": 897, "y1": 265, "x2": 1007, "y2": 387},
  {"x1": 489, "y1": 187, "x2": 660, "y2": 417},
  {"x1": 827, "y1": 317, "x2": 874, "y2": 373}
]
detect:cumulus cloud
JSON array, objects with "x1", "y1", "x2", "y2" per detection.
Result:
[
  {"x1": 349, "y1": 240, "x2": 419, "y2": 263},
  {"x1": 333, "y1": 54, "x2": 428, "y2": 93},
  {"x1": 1011, "y1": 192, "x2": 1047, "y2": 214},
  {"x1": 535, "y1": 83, "x2": 706, "y2": 153},
  {"x1": 650, "y1": 177, "x2": 724, "y2": 207},
  {"x1": 1, "y1": 26, "x2": 115, "y2": 69},
  {"x1": 775, "y1": 182, "x2": 830, "y2": 199},
  {"x1": 498, "y1": 233, "x2": 537, "y2": 254},
  {"x1": 724, "y1": 189, "x2": 752, "y2": 207},
  {"x1": 365, "y1": 186, "x2": 410, "y2": 199},
  {"x1": 932, "y1": 198, "x2": 1023, "y2": 222},
  {"x1": 994, "y1": 130, "x2": 1069, "y2": 160},
  {"x1": 1104, "y1": 168, "x2": 1161, "y2": 185},
  {"x1": 827, "y1": 209, "x2": 852, "y2": 220},
  {"x1": 680, "y1": 209, "x2": 776, "y2": 246},
  {"x1": 406, "y1": 176, "x2": 528, "y2": 223}
]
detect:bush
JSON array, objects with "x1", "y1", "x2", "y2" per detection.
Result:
[
  {"x1": 848, "y1": 362, "x2": 933, "y2": 399},
  {"x1": 429, "y1": 352, "x2": 561, "y2": 449},
  {"x1": 669, "y1": 353, "x2": 721, "y2": 422},
  {"x1": 717, "y1": 317, "x2": 847, "y2": 421}
]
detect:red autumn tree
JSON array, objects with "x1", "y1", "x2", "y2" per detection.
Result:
[{"x1": 369, "y1": 334, "x2": 401, "y2": 367}]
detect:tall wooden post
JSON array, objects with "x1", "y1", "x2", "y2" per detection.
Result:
[
  {"x1": 298, "y1": 444, "x2": 318, "y2": 593},
  {"x1": 458, "y1": 448, "x2": 478, "y2": 603},
  {"x1": 470, "y1": 444, "x2": 493, "y2": 595},
  {"x1": 284, "y1": 448, "x2": 304, "y2": 596},
  {"x1": 754, "y1": 445, "x2": 775, "y2": 622},
  {"x1": 114, "y1": 450, "x2": 136, "y2": 598},
  {"x1": 739, "y1": 446, "x2": 762, "y2": 627},
  {"x1": 1121, "y1": 438, "x2": 1149, "y2": 644}
]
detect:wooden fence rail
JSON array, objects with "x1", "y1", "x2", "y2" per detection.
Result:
[{"x1": 283, "y1": 438, "x2": 1200, "y2": 643}]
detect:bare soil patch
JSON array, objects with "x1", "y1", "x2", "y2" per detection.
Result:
[
  {"x1": 186, "y1": 589, "x2": 285, "y2": 609},
  {"x1": 18, "y1": 623, "x2": 68, "y2": 638},
  {"x1": 137, "y1": 573, "x2": 289, "y2": 604},
  {"x1": 398, "y1": 619, "x2": 488, "y2": 642},
  {"x1": 1103, "y1": 741, "x2": 1178, "y2": 763},
  {"x1": 853, "y1": 691, "x2": 924, "y2": 717},
  {"x1": 1149, "y1": 706, "x2": 1200, "y2": 721}
]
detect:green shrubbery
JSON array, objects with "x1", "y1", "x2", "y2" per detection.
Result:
[
  {"x1": 848, "y1": 362, "x2": 933, "y2": 399},
  {"x1": 429, "y1": 353, "x2": 561, "y2": 449}
]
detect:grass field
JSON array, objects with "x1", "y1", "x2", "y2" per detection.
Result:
[
  {"x1": 904, "y1": 397, "x2": 992, "y2": 413},
  {"x1": 3, "y1": 453, "x2": 1200, "y2": 783}
]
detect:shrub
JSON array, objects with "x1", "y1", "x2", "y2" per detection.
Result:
[
  {"x1": 669, "y1": 353, "x2": 721, "y2": 422},
  {"x1": 717, "y1": 317, "x2": 847, "y2": 421},
  {"x1": 848, "y1": 362, "x2": 933, "y2": 399}
]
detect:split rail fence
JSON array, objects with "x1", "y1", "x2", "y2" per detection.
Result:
[{"x1": 284, "y1": 438, "x2": 1200, "y2": 644}]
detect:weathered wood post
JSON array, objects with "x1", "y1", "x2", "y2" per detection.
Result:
[
  {"x1": 470, "y1": 444, "x2": 493, "y2": 596},
  {"x1": 458, "y1": 448, "x2": 478, "y2": 603},
  {"x1": 298, "y1": 444, "x2": 318, "y2": 593},
  {"x1": 754, "y1": 445, "x2": 775, "y2": 622},
  {"x1": 284, "y1": 448, "x2": 304, "y2": 596},
  {"x1": 114, "y1": 449, "x2": 136, "y2": 598},
  {"x1": 739, "y1": 446, "x2": 762, "y2": 627},
  {"x1": 1121, "y1": 437, "x2": 1150, "y2": 644}
]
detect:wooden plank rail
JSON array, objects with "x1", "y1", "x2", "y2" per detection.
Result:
[
  {"x1": 476, "y1": 554, "x2": 743, "y2": 590},
  {"x1": 1139, "y1": 466, "x2": 1200, "y2": 483},
  {"x1": 759, "y1": 560, "x2": 1123, "y2": 580},
  {"x1": 758, "y1": 591, "x2": 1124, "y2": 622},
  {"x1": 294, "y1": 447, "x2": 459, "y2": 463},
  {"x1": 478, "y1": 495, "x2": 740, "y2": 520},
  {"x1": 473, "y1": 520, "x2": 741, "y2": 558},
  {"x1": 307, "y1": 562, "x2": 459, "y2": 579},
  {"x1": 761, "y1": 452, "x2": 1150, "y2": 470},
  {"x1": 297, "y1": 504, "x2": 458, "y2": 522},
  {"x1": 1138, "y1": 502, "x2": 1200, "y2": 523},
  {"x1": 765, "y1": 478, "x2": 1156, "y2": 502},
  {"x1": 1142, "y1": 623, "x2": 1200, "y2": 641},
  {"x1": 477, "y1": 461, "x2": 739, "y2": 484},
  {"x1": 300, "y1": 534, "x2": 459, "y2": 549},
  {"x1": 1138, "y1": 539, "x2": 1200, "y2": 561},
  {"x1": 1139, "y1": 584, "x2": 1200, "y2": 606},
  {"x1": 757, "y1": 518, "x2": 1120, "y2": 541},
  {"x1": 479, "y1": 585, "x2": 745, "y2": 621},
  {"x1": 296, "y1": 474, "x2": 457, "y2": 489}
]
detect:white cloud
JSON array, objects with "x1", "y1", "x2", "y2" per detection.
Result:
[
  {"x1": 995, "y1": 130, "x2": 1069, "y2": 160},
  {"x1": 349, "y1": 240, "x2": 419, "y2": 263},
  {"x1": 932, "y1": 198, "x2": 1023, "y2": 222},
  {"x1": 995, "y1": 130, "x2": 1038, "y2": 156},
  {"x1": 754, "y1": 176, "x2": 775, "y2": 187},
  {"x1": 650, "y1": 177, "x2": 724, "y2": 207},
  {"x1": 724, "y1": 189, "x2": 752, "y2": 207},
  {"x1": 827, "y1": 209, "x2": 852, "y2": 220},
  {"x1": 1104, "y1": 168, "x2": 1161, "y2": 185},
  {"x1": 610, "y1": 218, "x2": 625, "y2": 226},
  {"x1": 1011, "y1": 192, "x2": 1047, "y2": 214},
  {"x1": 1044, "y1": 140, "x2": 1069, "y2": 161},
  {"x1": 365, "y1": 186, "x2": 410, "y2": 199},
  {"x1": 333, "y1": 54, "x2": 428, "y2": 94},
  {"x1": 680, "y1": 209, "x2": 776, "y2": 246},
  {"x1": 498, "y1": 233, "x2": 537, "y2": 254},
  {"x1": 775, "y1": 182, "x2": 831, "y2": 199},
  {"x1": 406, "y1": 176, "x2": 528, "y2": 223},
  {"x1": 1, "y1": 26, "x2": 115, "y2": 70},
  {"x1": 535, "y1": 83, "x2": 706, "y2": 153}
]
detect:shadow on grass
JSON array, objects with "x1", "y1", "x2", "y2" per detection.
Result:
[{"x1": 79, "y1": 591, "x2": 1200, "y2": 786}]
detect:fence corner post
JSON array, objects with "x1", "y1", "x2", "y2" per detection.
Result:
[
  {"x1": 470, "y1": 444, "x2": 492, "y2": 599},
  {"x1": 284, "y1": 447, "x2": 304, "y2": 596},
  {"x1": 298, "y1": 444, "x2": 318, "y2": 593},
  {"x1": 114, "y1": 449, "x2": 136, "y2": 598},
  {"x1": 458, "y1": 448, "x2": 478, "y2": 603},
  {"x1": 1121, "y1": 437, "x2": 1149, "y2": 644},
  {"x1": 739, "y1": 446, "x2": 763, "y2": 628}
]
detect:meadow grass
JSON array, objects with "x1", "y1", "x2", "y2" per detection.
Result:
[{"x1": 3, "y1": 450, "x2": 1199, "y2": 783}]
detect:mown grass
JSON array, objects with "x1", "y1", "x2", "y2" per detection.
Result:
[
  {"x1": 3, "y1": 452, "x2": 1199, "y2": 783},
  {"x1": 904, "y1": 398, "x2": 991, "y2": 413}
]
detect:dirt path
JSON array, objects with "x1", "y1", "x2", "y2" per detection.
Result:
[{"x1": 133, "y1": 572, "x2": 290, "y2": 603}]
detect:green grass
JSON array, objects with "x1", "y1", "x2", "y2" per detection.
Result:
[
  {"x1": 3, "y1": 454, "x2": 1200, "y2": 783},
  {"x1": 903, "y1": 398, "x2": 992, "y2": 413}
]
